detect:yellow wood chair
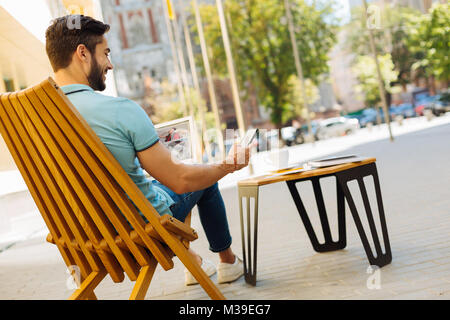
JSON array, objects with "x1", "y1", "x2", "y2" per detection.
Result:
[{"x1": 0, "y1": 78, "x2": 225, "y2": 300}]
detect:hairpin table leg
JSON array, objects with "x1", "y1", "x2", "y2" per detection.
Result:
[
  {"x1": 238, "y1": 185, "x2": 259, "y2": 286},
  {"x1": 336, "y1": 162, "x2": 392, "y2": 267},
  {"x1": 286, "y1": 175, "x2": 347, "y2": 253}
]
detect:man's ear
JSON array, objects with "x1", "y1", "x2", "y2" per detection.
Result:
[{"x1": 75, "y1": 44, "x2": 91, "y2": 63}]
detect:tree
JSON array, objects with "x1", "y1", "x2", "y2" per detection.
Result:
[
  {"x1": 146, "y1": 80, "x2": 184, "y2": 124},
  {"x1": 345, "y1": 4, "x2": 422, "y2": 89},
  {"x1": 284, "y1": 75, "x2": 319, "y2": 124},
  {"x1": 352, "y1": 54, "x2": 399, "y2": 108},
  {"x1": 148, "y1": 81, "x2": 216, "y2": 131},
  {"x1": 189, "y1": 0, "x2": 338, "y2": 128},
  {"x1": 406, "y1": 3, "x2": 450, "y2": 88}
]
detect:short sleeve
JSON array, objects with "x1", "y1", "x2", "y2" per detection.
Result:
[{"x1": 115, "y1": 99, "x2": 159, "y2": 152}]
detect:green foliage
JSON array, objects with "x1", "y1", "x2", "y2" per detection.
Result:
[
  {"x1": 345, "y1": 4, "x2": 422, "y2": 86},
  {"x1": 283, "y1": 76, "x2": 319, "y2": 123},
  {"x1": 147, "y1": 80, "x2": 184, "y2": 124},
  {"x1": 405, "y1": 3, "x2": 450, "y2": 82},
  {"x1": 352, "y1": 54, "x2": 399, "y2": 107},
  {"x1": 346, "y1": 3, "x2": 449, "y2": 86},
  {"x1": 189, "y1": 0, "x2": 339, "y2": 127},
  {"x1": 148, "y1": 81, "x2": 215, "y2": 134},
  {"x1": 187, "y1": 87, "x2": 218, "y2": 131}
]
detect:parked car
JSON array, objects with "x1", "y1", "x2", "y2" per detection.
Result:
[
  {"x1": 412, "y1": 89, "x2": 431, "y2": 108},
  {"x1": 415, "y1": 95, "x2": 438, "y2": 116},
  {"x1": 281, "y1": 126, "x2": 304, "y2": 146},
  {"x1": 316, "y1": 117, "x2": 360, "y2": 140},
  {"x1": 359, "y1": 108, "x2": 378, "y2": 127},
  {"x1": 344, "y1": 113, "x2": 364, "y2": 123},
  {"x1": 415, "y1": 104, "x2": 426, "y2": 116},
  {"x1": 300, "y1": 121, "x2": 319, "y2": 141},
  {"x1": 427, "y1": 92, "x2": 450, "y2": 116},
  {"x1": 389, "y1": 103, "x2": 416, "y2": 118},
  {"x1": 401, "y1": 103, "x2": 416, "y2": 118}
]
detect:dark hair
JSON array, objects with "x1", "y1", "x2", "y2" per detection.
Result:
[{"x1": 45, "y1": 15, "x2": 110, "y2": 72}]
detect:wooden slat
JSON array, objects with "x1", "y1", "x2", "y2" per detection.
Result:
[
  {"x1": 69, "y1": 271, "x2": 107, "y2": 300},
  {"x1": 33, "y1": 85, "x2": 155, "y2": 269},
  {"x1": 8, "y1": 92, "x2": 103, "y2": 277},
  {"x1": 129, "y1": 260, "x2": 158, "y2": 300},
  {"x1": 160, "y1": 215, "x2": 198, "y2": 242},
  {"x1": 28, "y1": 87, "x2": 151, "y2": 277},
  {"x1": 0, "y1": 93, "x2": 93, "y2": 279},
  {"x1": 0, "y1": 93, "x2": 80, "y2": 277},
  {"x1": 16, "y1": 90, "x2": 124, "y2": 279},
  {"x1": 16, "y1": 91, "x2": 106, "y2": 265},
  {"x1": 25, "y1": 87, "x2": 139, "y2": 281},
  {"x1": 47, "y1": 213, "x2": 197, "y2": 254},
  {"x1": 41, "y1": 79, "x2": 201, "y2": 269},
  {"x1": 41, "y1": 79, "x2": 175, "y2": 271},
  {"x1": 182, "y1": 212, "x2": 192, "y2": 248}
]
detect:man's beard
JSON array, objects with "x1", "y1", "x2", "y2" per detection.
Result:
[{"x1": 87, "y1": 57, "x2": 106, "y2": 91}]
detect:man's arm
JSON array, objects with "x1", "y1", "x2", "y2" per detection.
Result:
[{"x1": 137, "y1": 141, "x2": 251, "y2": 194}]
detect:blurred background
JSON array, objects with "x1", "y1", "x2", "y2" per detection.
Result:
[{"x1": 0, "y1": 0, "x2": 448, "y2": 168}]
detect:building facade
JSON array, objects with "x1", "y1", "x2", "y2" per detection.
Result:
[
  {"x1": 329, "y1": 28, "x2": 366, "y2": 113},
  {"x1": 0, "y1": 6, "x2": 55, "y2": 170},
  {"x1": 0, "y1": 7, "x2": 53, "y2": 93},
  {"x1": 99, "y1": 0, "x2": 172, "y2": 104}
]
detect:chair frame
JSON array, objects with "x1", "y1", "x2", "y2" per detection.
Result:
[{"x1": 0, "y1": 78, "x2": 224, "y2": 300}]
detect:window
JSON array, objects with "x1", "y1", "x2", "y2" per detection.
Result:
[{"x1": 3, "y1": 79, "x2": 15, "y2": 92}]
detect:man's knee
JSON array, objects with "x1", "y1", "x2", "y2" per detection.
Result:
[{"x1": 201, "y1": 182, "x2": 220, "y2": 201}]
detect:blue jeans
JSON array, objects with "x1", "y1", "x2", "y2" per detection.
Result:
[{"x1": 152, "y1": 180, "x2": 232, "y2": 253}]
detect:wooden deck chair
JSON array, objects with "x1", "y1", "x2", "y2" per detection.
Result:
[{"x1": 0, "y1": 78, "x2": 225, "y2": 300}]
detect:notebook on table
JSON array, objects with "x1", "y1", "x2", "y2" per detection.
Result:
[{"x1": 306, "y1": 155, "x2": 366, "y2": 168}]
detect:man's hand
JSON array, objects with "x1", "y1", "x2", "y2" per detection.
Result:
[{"x1": 219, "y1": 141, "x2": 257, "y2": 174}]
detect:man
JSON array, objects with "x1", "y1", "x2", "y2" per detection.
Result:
[{"x1": 45, "y1": 15, "x2": 254, "y2": 285}]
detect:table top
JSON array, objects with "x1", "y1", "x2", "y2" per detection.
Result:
[{"x1": 238, "y1": 157, "x2": 376, "y2": 187}]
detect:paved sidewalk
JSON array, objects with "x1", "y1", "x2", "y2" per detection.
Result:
[{"x1": 1, "y1": 118, "x2": 450, "y2": 300}]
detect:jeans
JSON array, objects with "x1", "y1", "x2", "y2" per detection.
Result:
[{"x1": 152, "y1": 180, "x2": 232, "y2": 253}]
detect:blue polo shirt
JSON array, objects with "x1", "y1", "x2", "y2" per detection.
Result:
[{"x1": 61, "y1": 84, "x2": 174, "y2": 217}]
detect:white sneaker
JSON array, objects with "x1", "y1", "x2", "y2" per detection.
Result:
[
  {"x1": 184, "y1": 258, "x2": 216, "y2": 286},
  {"x1": 217, "y1": 256, "x2": 244, "y2": 284}
]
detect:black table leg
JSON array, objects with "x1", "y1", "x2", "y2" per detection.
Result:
[
  {"x1": 286, "y1": 175, "x2": 347, "y2": 252},
  {"x1": 335, "y1": 162, "x2": 392, "y2": 267}
]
